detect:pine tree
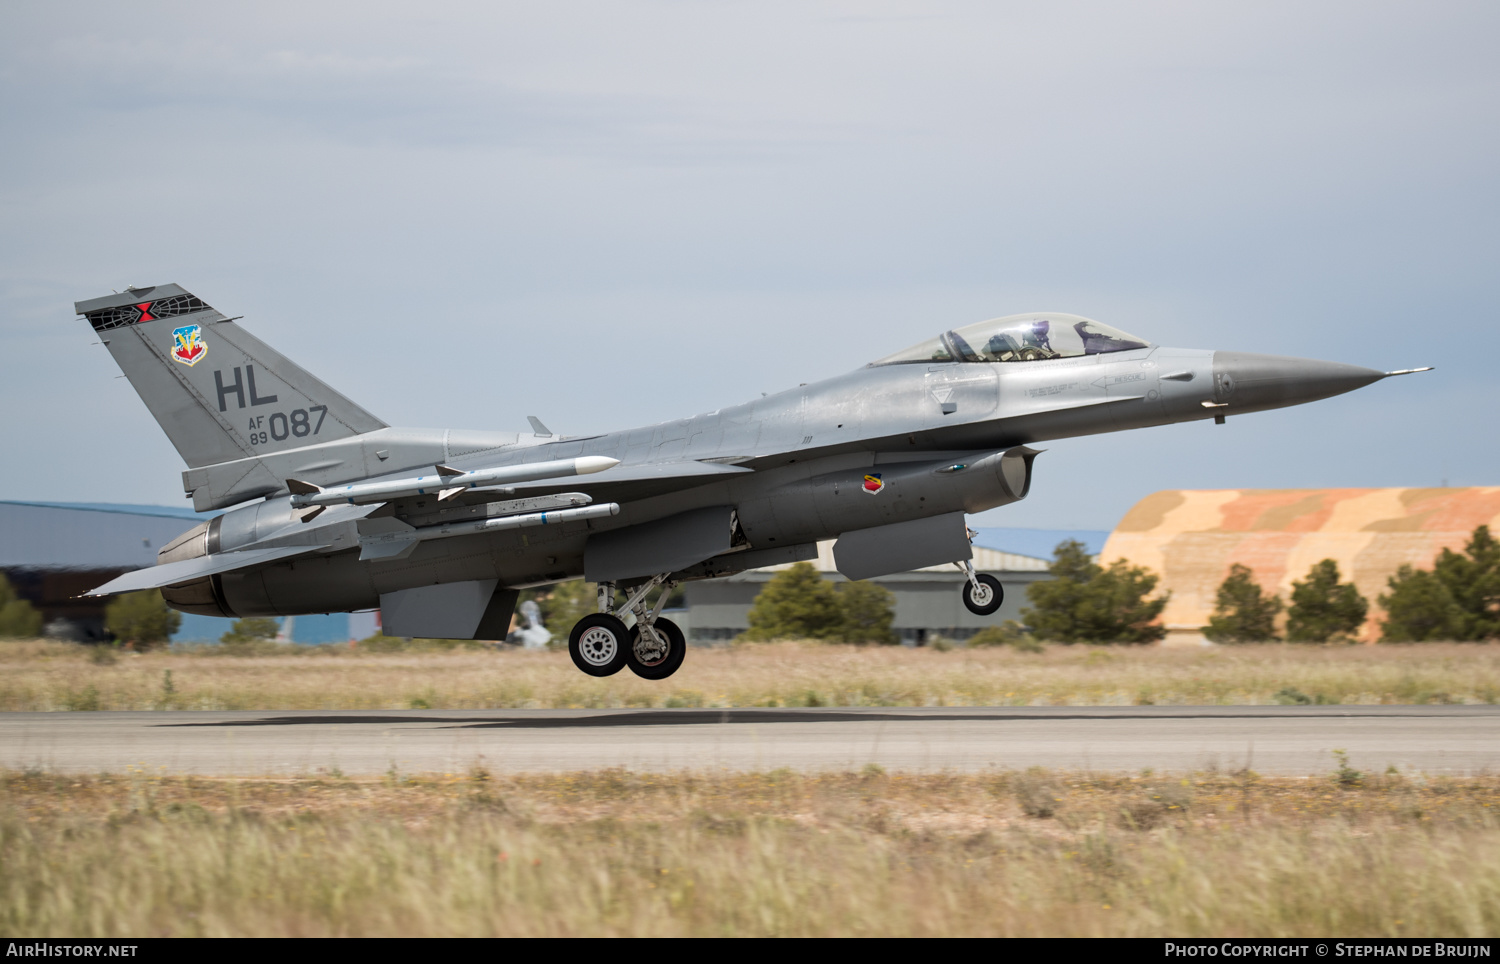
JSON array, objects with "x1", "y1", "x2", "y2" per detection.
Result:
[
  {"x1": 1378, "y1": 526, "x2": 1500, "y2": 642},
  {"x1": 743, "y1": 562, "x2": 844, "y2": 640},
  {"x1": 1023, "y1": 540, "x2": 1168, "y2": 644},
  {"x1": 1378, "y1": 565, "x2": 1464, "y2": 641},
  {"x1": 1285, "y1": 559, "x2": 1368, "y2": 643},
  {"x1": 1431, "y1": 525, "x2": 1500, "y2": 640},
  {"x1": 1203, "y1": 563, "x2": 1283, "y2": 643}
]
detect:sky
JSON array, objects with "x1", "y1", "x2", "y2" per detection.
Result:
[{"x1": 2, "y1": 1, "x2": 1496, "y2": 530}]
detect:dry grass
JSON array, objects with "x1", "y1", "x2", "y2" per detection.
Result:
[
  {"x1": 1, "y1": 639, "x2": 1497, "y2": 711},
  {"x1": 1, "y1": 765, "x2": 1496, "y2": 937}
]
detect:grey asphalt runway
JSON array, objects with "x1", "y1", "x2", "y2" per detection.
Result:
[{"x1": 2, "y1": 705, "x2": 1496, "y2": 776}]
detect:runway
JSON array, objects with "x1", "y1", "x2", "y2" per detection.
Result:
[{"x1": 2, "y1": 705, "x2": 1496, "y2": 776}]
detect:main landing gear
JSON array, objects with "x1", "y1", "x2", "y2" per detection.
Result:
[
  {"x1": 958, "y1": 560, "x2": 1004, "y2": 616},
  {"x1": 567, "y1": 575, "x2": 686, "y2": 680}
]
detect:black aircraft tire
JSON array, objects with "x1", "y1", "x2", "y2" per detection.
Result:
[
  {"x1": 962, "y1": 574, "x2": 1004, "y2": 616},
  {"x1": 626, "y1": 617, "x2": 687, "y2": 680},
  {"x1": 569, "y1": 614, "x2": 630, "y2": 677}
]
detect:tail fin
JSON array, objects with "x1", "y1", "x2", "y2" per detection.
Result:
[{"x1": 76, "y1": 284, "x2": 387, "y2": 469}]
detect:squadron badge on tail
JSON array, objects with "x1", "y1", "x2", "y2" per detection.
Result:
[{"x1": 171, "y1": 324, "x2": 206, "y2": 366}]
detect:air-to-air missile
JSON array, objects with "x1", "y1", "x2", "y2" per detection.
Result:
[
  {"x1": 286, "y1": 455, "x2": 621, "y2": 507},
  {"x1": 75, "y1": 285, "x2": 1429, "y2": 680}
]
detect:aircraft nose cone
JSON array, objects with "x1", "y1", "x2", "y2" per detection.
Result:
[{"x1": 1211, "y1": 352, "x2": 1386, "y2": 411}]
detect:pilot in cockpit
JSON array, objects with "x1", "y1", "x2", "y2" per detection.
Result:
[{"x1": 985, "y1": 319, "x2": 1056, "y2": 362}]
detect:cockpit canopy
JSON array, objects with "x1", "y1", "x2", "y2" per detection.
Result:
[{"x1": 871, "y1": 313, "x2": 1151, "y2": 366}]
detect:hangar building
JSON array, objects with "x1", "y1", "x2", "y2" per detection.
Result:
[
  {"x1": 1100, "y1": 487, "x2": 1500, "y2": 645},
  {"x1": 0, "y1": 501, "x2": 210, "y2": 640},
  {"x1": 681, "y1": 540, "x2": 1052, "y2": 645}
]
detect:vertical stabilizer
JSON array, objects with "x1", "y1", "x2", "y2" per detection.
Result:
[{"x1": 76, "y1": 285, "x2": 387, "y2": 469}]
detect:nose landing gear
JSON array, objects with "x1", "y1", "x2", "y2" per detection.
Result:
[
  {"x1": 958, "y1": 560, "x2": 1004, "y2": 616},
  {"x1": 567, "y1": 574, "x2": 687, "y2": 680}
]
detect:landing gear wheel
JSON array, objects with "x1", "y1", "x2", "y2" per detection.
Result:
[
  {"x1": 569, "y1": 614, "x2": 630, "y2": 677},
  {"x1": 627, "y1": 617, "x2": 686, "y2": 680},
  {"x1": 962, "y1": 573, "x2": 1004, "y2": 616}
]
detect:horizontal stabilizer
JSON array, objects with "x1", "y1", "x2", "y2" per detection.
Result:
[{"x1": 83, "y1": 544, "x2": 327, "y2": 596}]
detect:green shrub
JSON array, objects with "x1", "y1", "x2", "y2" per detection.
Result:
[
  {"x1": 355, "y1": 634, "x2": 488, "y2": 653},
  {"x1": 1273, "y1": 686, "x2": 1312, "y2": 705},
  {"x1": 1022, "y1": 540, "x2": 1168, "y2": 644},
  {"x1": 220, "y1": 617, "x2": 279, "y2": 645},
  {"x1": 1012, "y1": 769, "x2": 1062, "y2": 818},
  {"x1": 966, "y1": 622, "x2": 1043, "y2": 652},
  {"x1": 833, "y1": 580, "x2": 898, "y2": 644},
  {"x1": 1118, "y1": 780, "x2": 1194, "y2": 829},
  {"x1": 743, "y1": 562, "x2": 845, "y2": 641},
  {"x1": 104, "y1": 590, "x2": 180, "y2": 648},
  {"x1": 0, "y1": 574, "x2": 43, "y2": 639}
]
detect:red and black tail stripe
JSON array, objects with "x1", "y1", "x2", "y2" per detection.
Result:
[{"x1": 85, "y1": 293, "x2": 213, "y2": 332}]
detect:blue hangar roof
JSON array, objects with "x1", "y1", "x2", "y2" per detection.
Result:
[{"x1": 0, "y1": 501, "x2": 212, "y2": 570}]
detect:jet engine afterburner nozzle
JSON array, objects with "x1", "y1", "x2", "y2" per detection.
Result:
[{"x1": 1209, "y1": 352, "x2": 1387, "y2": 415}]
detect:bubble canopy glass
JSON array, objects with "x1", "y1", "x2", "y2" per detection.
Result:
[{"x1": 871, "y1": 313, "x2": 1151, "y2": 366}]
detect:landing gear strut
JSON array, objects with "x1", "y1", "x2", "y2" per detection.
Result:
[
  {"x1": 568, "y1": 575, "x2": 687, "y2": 680},
  {"x1": 958, "y1": 560, "x2": 1003, "y2": 616}
]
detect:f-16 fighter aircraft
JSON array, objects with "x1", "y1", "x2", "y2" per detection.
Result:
[{"x1": 76, "y1": 285, "x2": 1429, "y2": 678}]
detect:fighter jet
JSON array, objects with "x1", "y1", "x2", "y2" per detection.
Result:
[{"x1": 76, "y1": 285, "x2": 1429, "y2": 678}]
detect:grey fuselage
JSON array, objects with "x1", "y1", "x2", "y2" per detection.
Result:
[{"x1": 166, "y1": 342, "x2": 1378, "y2": 619}]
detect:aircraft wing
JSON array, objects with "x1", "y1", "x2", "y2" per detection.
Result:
[{"x1": 83, "y1": 544, "x2": 328, "y2": 597}]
